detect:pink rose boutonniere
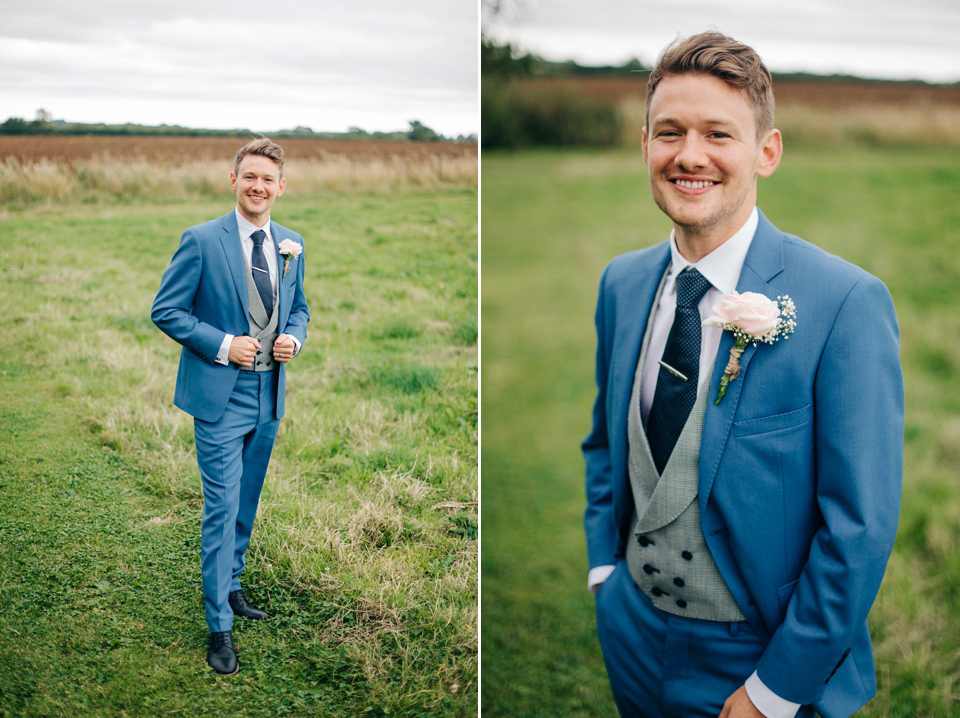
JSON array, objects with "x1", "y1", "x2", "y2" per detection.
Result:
[
  {"x1": 277, "y1": 239, "x2": 303, "y2": 281},
  {"x1": 702, "y1": 291, "x2": 797, "y2": 404}
]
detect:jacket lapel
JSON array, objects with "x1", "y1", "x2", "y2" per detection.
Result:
[
  {"x1": 610, "y1": 244, "x2": 671, "y2": 494},
  {"x1": 272, "y1": 221, "x2": 289, "y2": 325},
  {"x1": 219, "y1": 212, "x2": 249, "y2": 318},
  {"x1": 699, "y1": 211, "x2": 786, "y2": 506}
]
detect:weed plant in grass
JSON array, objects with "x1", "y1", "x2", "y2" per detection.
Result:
[
  {"x1": 481, "y1": 145, "x2": 960, "y2": 716},
  {"x1": 0, "y1": 188, "x2": 477, "y2": 716}
]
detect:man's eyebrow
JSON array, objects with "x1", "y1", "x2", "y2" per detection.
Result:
[{"x1": 652, "y1": 117, "x2": 737, "y2": 128}]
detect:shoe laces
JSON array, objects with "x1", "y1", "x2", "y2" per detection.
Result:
[{"x1": 211, "y1": 631, "x2": 234, "y2": 652}]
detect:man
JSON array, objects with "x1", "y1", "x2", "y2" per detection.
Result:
[
  {"x1": 583, "y1": 33, "x2": 902, "y2": 717},
  {"x1": 152, "y1": 137, "x2": 309, "y2": 675}
]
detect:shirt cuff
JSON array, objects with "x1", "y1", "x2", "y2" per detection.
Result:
[
  {"x1": 216, "y1": 334, "x2": 233, "y2": 366},
  {"x1": 745, "y1": 671, "x2": 800, "y2": 718},
  {"x1": 290, "y1": 335, "x2": 302, "y2": 356},
  {"x1": 588, "y1": 564, "x2": 617, "y2": 594}
]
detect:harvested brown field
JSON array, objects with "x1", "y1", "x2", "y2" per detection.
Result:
[
  {"x1": 0, "y1": 136, "x2": 477, "y2": 167},
  {"x1": 517, "y1": 75, "x2": 960, "y2": 147},
  {"x1": 515, "y1": 75, "x2": 960, "y2": 109},
  {"x1": 0, "y1": 136, "x2": 478, "y2": 205}
]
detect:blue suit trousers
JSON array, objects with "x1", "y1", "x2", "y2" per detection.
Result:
[
  {"x1": 194, "y1": 370, "x2": 279, "y2": 632},
  {"x1": 596, "y1": 560, "x2": 814, "y2": 718}
]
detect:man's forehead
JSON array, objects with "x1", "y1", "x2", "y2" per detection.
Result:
[
  {"x1": 237, "y1": 156, "x2": 281, "y2": 176},
  {"x1": 648, "y1": 75, "x2": 754, "y2": 121}
]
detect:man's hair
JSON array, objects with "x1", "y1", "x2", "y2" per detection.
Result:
[
  {"x1": 234, "y1": 136, "x2": 285, "y2": 178},
  {"x1": 645, "y1": 31, "x2": 775, "y2": 138}
]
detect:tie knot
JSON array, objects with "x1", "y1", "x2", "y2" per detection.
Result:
[
  {"x1": 251, "y1": 229, "x2": 266, "y2": 247},
  {"x1": 675, "y1": 268, "x2": 711, "y2": 309}
]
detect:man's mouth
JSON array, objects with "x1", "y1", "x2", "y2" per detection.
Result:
[{"x1": 672, "y1": 179, "x2": 718, "y2": 189}]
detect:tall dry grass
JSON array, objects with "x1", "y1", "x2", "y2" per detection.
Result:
[
  {"x1": 617, "y1": 97, "x2": 960, "y2": 147},
  {"x1": 0, "y1": 152, "x2": 478, "y2": 206}
]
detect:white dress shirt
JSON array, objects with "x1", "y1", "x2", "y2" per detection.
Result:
[
  {"x1": 215, "y1": 208, "x2": 298, "y2": 365},
  {"x1": 588, "y1": 208, "x2": 800, "y2": 718}
]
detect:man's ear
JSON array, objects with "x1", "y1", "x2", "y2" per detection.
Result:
[
  {"x1": 756, "y1": 128, "x2": 782, "y2": 178},
  {"x1": 641, "y1": 126, "x2": 649, "y2": 166},
  {"x1": 229, "y1": 172, "x2": 238, "y2": 191}
]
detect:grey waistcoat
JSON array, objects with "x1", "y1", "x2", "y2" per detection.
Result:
[
  {"x1": 242, "y1": 251, "x2": 279, "y2": 373},
  {"x1": 624, "y1": 275, "x2": 745, "y2": 622}
]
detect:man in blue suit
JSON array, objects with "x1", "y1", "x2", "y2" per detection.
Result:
[
  {"x1": 583, "y1": 33, "x2": 902, "y2": 717},
  {"x1": 152, "y1": 137, "x2": 309, "y2": 675}
]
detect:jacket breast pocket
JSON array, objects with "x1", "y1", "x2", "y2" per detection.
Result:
[
  {"x1": 731, "y1": 403, "x2": 813, "y2": 438},
  {"x1": 715, "y1": 404, "x2": 816, "y2": 584}
]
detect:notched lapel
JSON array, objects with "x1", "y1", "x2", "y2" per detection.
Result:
[
  {"x1": 608, "y1": 247, "x2": 671, "y2": 489},
  {"x1": 699, "y1": 212, "x2": 786, "y2": 505},
  {"x1": 272, "y1": 221, "x2": 296, "y2": 325},
  {"x1": 220, "y1": 214, "x2": 249, "y2": 317}
]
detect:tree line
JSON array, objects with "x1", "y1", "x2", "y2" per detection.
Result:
[{"x1": 0, "y1": 111, "x2": 476, "y2": 143}]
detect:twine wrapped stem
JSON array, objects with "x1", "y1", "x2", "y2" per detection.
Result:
[{"x1": 715, "y1": 337, "x2": 748, "y2": 404}]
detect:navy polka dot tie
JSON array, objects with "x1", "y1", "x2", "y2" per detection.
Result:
[
  {"x1": 647, "y1": 267, "x2": 712, "y2": 474},
  {"x1": 250, "y1": 229, "x2": 274, "y2": 317}
]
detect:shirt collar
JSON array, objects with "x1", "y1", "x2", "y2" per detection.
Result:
[
  {"x1": 666, "y1": 206, "x2": 758, "y2": 294},
  {"x1": 235, "y1": 207, "x2": 272, "y2": 242}
]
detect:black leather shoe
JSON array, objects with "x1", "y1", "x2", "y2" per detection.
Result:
[
  {"x1": 207, "y1": 631, "x2": 238, "y2": 675},
  {"x1": 229, "y1": 589, "x2": 268, "y2": 621}
]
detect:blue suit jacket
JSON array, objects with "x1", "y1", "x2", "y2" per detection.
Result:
[
  {"x1": 583, "y1": 212, "x2": 903, "y2": 716},
  {"x1": 151, "y1": 211, "x2": 310, "y2": 423}
]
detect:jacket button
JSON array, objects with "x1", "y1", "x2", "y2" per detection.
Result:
[
  {"x1": 642, "y1": 564, "x2": 659, "y2": 575},
  {"x1": 681, "y1": 551, "x2": 693, "y2": 561},
  {"x1": 676, "y1": 599, "x2": 688, "y2": 608},
  {"x1": 673, "y1": 577, "x2": 685, "y2": 587},
  {"x1": 638, "y1": 536, "x2": 653, "y2": 547}
]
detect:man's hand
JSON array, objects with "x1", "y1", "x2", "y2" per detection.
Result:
[
  {"x1": 719, "y1": 686, "x2": 765, "y2": 718},
  {"x1": 273, "y1": 334, "x2": 296, "y2": 363},
  {"x1": 228, "y1": 336, "x2": 261, "y2": 367}
]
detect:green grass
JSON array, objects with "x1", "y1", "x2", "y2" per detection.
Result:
[
  {"x1": 480, "y1": 145, "x2": 960, "y2": 716},
  {"x1": 0, "y1": 188, "x2": 477, "y2": 716}
]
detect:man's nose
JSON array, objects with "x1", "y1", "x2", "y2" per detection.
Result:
[{"x1": 675, "y1": 133, "x2": 708, "y2": 171}]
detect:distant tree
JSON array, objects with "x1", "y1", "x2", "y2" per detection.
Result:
[
  {"x1": 481, "y1": 35, "x2": 534, "y2": 78},
  {"x1": 0, "y1": 117, "x2": 30, "y2": 135},
  {"x1": 407, "y1": 120, "x2": 441, "y2": 142},
  {"x1": 35, "y1": 108, "x2": 53, "y2": 124}
]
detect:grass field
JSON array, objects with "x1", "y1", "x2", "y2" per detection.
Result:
[
  {"x1": 480, "y1": 144, "x2": 960, "y2": 716},
  {"x1": 0, "y1": 185, "x2": 477, "y2": 716}
]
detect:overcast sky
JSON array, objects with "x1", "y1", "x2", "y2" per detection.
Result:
[
  {"x1": 2, "y1": 0, "x2": 479, "y2": 136},
  {"x1": 484, "y1": 0, "x2": 960, "y2": 84}
]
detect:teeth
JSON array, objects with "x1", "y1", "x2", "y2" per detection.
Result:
[{"x1": 675, "y1": 179, "x2": 715, "y2": 189}]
